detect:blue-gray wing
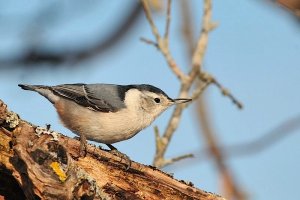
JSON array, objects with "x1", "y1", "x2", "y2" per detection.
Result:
[{"x1": 51, "y1": 84, "x2": 126, "y2": 112}]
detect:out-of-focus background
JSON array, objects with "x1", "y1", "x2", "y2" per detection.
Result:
[{"x1": 1, "y1": 1, "x2": 300, "y2": 199}]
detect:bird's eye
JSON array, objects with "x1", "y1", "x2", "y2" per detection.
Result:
[{"x1": 154, "y1": 98, "x2": 161, "y2": 103}]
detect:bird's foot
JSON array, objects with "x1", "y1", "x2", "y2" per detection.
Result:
[
  {"x1": 106, "y1": 144, "x2": 131, "y2": 170},
  {"x1": 110, "y1": 149, "x2": 132, "y2": 170},
  {"x1": 79, "y1": 135, "x2": 87, "y2": 157}
]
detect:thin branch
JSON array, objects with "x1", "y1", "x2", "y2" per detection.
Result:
[
  {"x1": 140, "y1": 37, "x2": 158, "y2": 48},
  {"x1": 211, "y1": 78, "x2": 243, "y2": 109},
  {"x1": 189, "y1": 0, "x2": 217, "y2": 83},
  {"x1": 143, "y1": 0, "x2": 241, "y2": 174},
  {"x1": 179, "y1": 1, "x2": 245, "y2": 199},
  {"x1": 140, "y1": 0, "x2": 187, "y2": 81},
  {"x1": 140, "y1": 0, "x2": 193, "y2": 167},
  {"x1": 153, "y1": 103, "x2": 186, "y2": 168},
  {"x1": 191, "y1": 80, "x2": 211, "y2": 100},
  {"x1": 199, "y1": 72, "x2": 243, "y2": 109},
  {"x1": 155, "y1": 124, "x2": 194, "y2": 168},
  {"x1": 147, "y1": 0, "x2": 215, "y2": 168},
  {"x1": 140, "y1": 0, "x2": 161, "y2": 41},
  {"x1": 162, "y1": 153, "x2": 194, "y2": 167}
]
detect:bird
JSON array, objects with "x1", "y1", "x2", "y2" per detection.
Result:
[{"x1": 18, "y1": 83, "x2": 192, "y2": 168}]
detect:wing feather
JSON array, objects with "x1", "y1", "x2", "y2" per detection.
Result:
[{"x1": 51, "y1": 84, "x2": 119, "y2": 112}]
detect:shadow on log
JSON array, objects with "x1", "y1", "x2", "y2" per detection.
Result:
[{"x1": 0, "y1": 99, "x2": 224, "y2": 200}]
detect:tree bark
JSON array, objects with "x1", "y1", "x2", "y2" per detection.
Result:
[{"x1": 0, "y1": 99, "x2": 224, "y2": 200}]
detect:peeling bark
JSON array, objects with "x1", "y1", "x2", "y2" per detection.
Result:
[{"x1": 0, "y1": 99, "x2": 224, "y2": 200}]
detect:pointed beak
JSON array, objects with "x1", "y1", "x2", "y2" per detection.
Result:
[{"x1": 172, "y1": 98, "x2": 192, "y2": 104}]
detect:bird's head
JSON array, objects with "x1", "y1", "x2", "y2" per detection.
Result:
[{"x1": 124, "y1": 84, "x2": 192, "y2": 120}]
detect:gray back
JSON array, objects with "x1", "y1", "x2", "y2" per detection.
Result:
[{"x1": 52, "y1": 83, "x2": 127, "y2": 112}]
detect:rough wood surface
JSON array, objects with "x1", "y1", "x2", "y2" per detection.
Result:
[{"x1": 0, "y1": 99, "x2": 224, "y2": 200}]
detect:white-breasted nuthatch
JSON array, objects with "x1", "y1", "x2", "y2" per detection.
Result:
[{"x1": 18, "y1": 83, "x2": 191, "y2": 163}]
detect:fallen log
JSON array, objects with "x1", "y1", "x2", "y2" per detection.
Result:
[{"x1": 0, "y1": 99, "x2": 224, "y2": 200}]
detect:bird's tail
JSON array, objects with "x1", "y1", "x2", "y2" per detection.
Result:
[
  {"x1": 18, "y1": 84, "x2": 48, "y2": 91},
  {"x1": 18, "y1": 84, "x2": 58, "y2": 104}
]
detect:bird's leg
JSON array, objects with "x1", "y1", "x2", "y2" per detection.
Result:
[
  {"x1": 106, "y1": 144, "x2": 118, "y2": 151},
  {"x1": 106, "y1": 144, "x2": 131, "y2": 170},
  {"x1": 79, "y1": 134, "x2": 87, "y2": 157},
  {"x1": 46, "y1": 123, "x2": 51, "y2": 131}
]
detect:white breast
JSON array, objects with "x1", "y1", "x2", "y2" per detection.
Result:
[{"x1": 55, "y1": 93, "x2": 155, "y2": 144}]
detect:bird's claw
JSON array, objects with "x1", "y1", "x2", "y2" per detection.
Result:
[
  {"x1": 79, "y1": 143, "x2": 87, "y2": 157},
  {"x1": 110, "y1": 149, "x2": 132, "y2": 170},
  {"x1": 75, "y1": 135, "x2": 87, "y2": 157}
]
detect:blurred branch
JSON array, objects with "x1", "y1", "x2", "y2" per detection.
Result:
[
  {"x1": 172, "y1": 114, "x2": 300, "y2": 168},
  {"x1": 180, "y1": 0, "x2": 195, "y2": 57},
  {"x1": 164, "y1": 0, "x2": 172, "y2": 39},
  {"x1": 221, "y1": 114, "x2": 300, "y2": 157},
  {"x1": 276, "y1": 0, "x2": 300, "y2": 16},
  {"x1": 180, "y1": 1, "x2": 245, "y2": 199},
  {"x1": 0, "y1": 2, "x2": 143, "y2": 67},
  {"x1": 196, "y1": 98, "x2": 246, "y2": 200}
]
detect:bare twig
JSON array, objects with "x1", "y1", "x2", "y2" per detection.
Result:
[
  {"x1": 163, "y1": 154, "x2": 194, "y2": 167},
  {"x1": 141, "y1": 0, "x2": 242, "y2": 171},
  {"x1": 199, "y1": 72, "x2": 243, "y2": 109},
  {"x1": 180, "y1": 0, "x2": 241, "y2": 109},
  {"x1": 155, "y1": 124, "x2": 194, "y2": 167},
  {"x1": 189, "y1": 0, "x2": 217, "y2": 83},
  {"x1": 140, "y1": 0, "x2": 187, "y2": 81},
  {"x1": 180, "y1": 1, "x2": 245, "y2": 199},
  {"x1": 191, "y1": 81, "x2": 211, "y2": 100},
  {"x1": 141, "y1": 0, "x2": 216, "y2": 168},
  {"x1": 211, "y1": 77, "x2": 243, "y2": 109},
  {"x1": 140, "y1": 0, "x2": 161, "y2": 42},
  {"x1": 153, "y1": 103, "x2": 187, "y2": 168},
  {"x1": 140, "y1": 37, "x2": 158, "y2": 48}
]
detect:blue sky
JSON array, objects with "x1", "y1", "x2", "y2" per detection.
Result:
[{"x1": 1, "y1": 1, "x2": 300, "y2": 199}]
